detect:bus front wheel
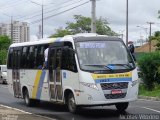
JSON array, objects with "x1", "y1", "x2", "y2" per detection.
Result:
[
  {"x1": 67, "y1": 93, "x2": 78, "y2": 113},
  {"x1": 115, "y1": 102, "x2": 129, "y2": 111}
]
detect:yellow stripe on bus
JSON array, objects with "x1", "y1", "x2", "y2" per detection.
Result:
[
  {"x1": 49, "y1": 38, "x2": 56, "y2": 43},
  {"x1": 92, "y1": 72, "x2": 132, "y2": 80},
  {"x1": 32, "y1": 70, "x2": 42, "y2": 99}
]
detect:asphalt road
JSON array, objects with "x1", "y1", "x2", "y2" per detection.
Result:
[{"x1": 0, "y1": 84, "x2": 160, "y2": 120}]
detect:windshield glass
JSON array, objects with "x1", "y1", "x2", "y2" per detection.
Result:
[{"x1": 75, "y1": 40, "x2": 135, "y2": 71}]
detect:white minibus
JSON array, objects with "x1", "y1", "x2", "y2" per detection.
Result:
[{"x1": 7, "y1": 34, "x2": 139, "y2": 113}]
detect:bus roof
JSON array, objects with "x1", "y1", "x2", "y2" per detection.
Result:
[{"x1": 9, "y1": 34, "x2": 122, "y2": 48}]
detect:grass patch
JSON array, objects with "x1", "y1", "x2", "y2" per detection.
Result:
[{"x1": 138, "y1": 84, "x2": 160, "y2": 98}]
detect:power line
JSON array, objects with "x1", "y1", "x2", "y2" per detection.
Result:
[
  {"x1": 0, "y1": 0, "x2": 20, "y2": 8},
  {"x1": 18, "y1": 0, "x2": 79, "y2": 20},
  {"x1": 0, "y1": 0, "x2": 28, "y2": 12},
  {"x1": 30, "y1": 1, "x2": 90, "y2": 24},
  {"x1": 20, "y1": 0, "x2": 85, "y2": 21}
]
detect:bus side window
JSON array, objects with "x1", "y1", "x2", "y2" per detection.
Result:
[
  {"x1": 21, "y1": 47, "x2": 29, "y2": 68},
  {"x1": 36, "y1": 45, "x2": 45, "y2": 69},
  {"x1": 7, "y1": 48, "x2": 13, "y2": 69},
  {"x1": 62, "y1": 49, "x2": 77, "y2": 72},
  {"x1": 28, "y1": 46, "x2": 35, "y2": 68}
]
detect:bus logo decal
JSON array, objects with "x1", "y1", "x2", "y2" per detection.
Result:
[
  {"x1": 36, "y1": 70, "x2": 46, "y2": 99},
  {"x1": 63, "y1": 72, "x2": 66, "y2": 79},
  {"x1": 32, "y1": 70, "x2": 46, "y2": 99}
]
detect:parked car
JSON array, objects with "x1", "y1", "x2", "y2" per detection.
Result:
[{"x1": 0, "y1": 65, "x2": 7, "y2": 84}]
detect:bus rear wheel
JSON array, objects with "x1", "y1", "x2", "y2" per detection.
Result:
[
  {"x1": 115, "y1": 102, "x2": 129, "y2": 111},
  {"x1": 67, "y1": 93, "x2": 78, "y2": 113},
  {"x1": 24, "y1": 89, "x2": 33, "y2": 106}
]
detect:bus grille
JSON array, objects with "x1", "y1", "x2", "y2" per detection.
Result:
[
  {"x1": 105, "y1": 93, "x2": 126, "y2": 99},
  {"x1": 100, "y1": 82, "x2": 128, "y2": 90}
]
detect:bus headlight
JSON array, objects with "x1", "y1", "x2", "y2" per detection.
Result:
[
  {"x1": 131, "y1": 80, "x2": 139, "y2": 87},
  {"x1": 80, "y1": 82, "x2": 99, "y2": 90}
]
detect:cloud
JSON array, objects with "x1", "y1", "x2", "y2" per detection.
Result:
[{"x1": 0, "y1": 0, "x2": 160, "y2": 44}]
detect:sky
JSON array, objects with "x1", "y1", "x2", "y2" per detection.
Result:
[{"x1": 0, "y1": 0, "x2": 160, "y2": 45}]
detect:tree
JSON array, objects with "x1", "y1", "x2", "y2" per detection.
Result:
[
  {"x1": 150, "y1": 31, "x2": 160, "y2": 50},
  {"x1": 0, "y1": 35, "x2": 11, "y2": 64},
  {"x1": 50, "y1": 28, "x2": 71, "y2": 38},
  {"x1": 66, "y1": 15, "x2": 91, "y2": 34},
  {"x1": 96, "y1": 17, "x2": 116, "y2": 36},
  {"x1": 0, "y1": 35, "x2": 11, "y2": 50},
  {"x1": 50, "y1": 15, "x2": 117, "y2": 37},
  {"x1": 0, "y1": 49, "x2": 7, "y2": 64}
]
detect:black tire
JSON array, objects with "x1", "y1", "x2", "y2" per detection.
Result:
[
  {"x1": 67, "y1": 93, "x2": 78, "y2": 113},
  {"x1": 24, "y1": 89, "x2": 33, "y2": 107},
  {"x1": 115, "y1": 102, "x2": 129, "y2": 111}
]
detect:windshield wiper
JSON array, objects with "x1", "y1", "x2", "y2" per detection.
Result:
[
  {"x1": 83, "y1": 64, "x2": 113, "y2": 71},
  {"x1": 107, "y1": 64, "x2": 133, "y2": 69}
]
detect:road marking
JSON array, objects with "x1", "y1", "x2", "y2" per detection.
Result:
[
  {"x1": 0, "y1": 104, "x2": 56, "y2": 120},
  {"x1": 142, "y1": 107, "x2": 160, "y2": 113},
  {"x1": 0, "y1": 85, "x2": 8, "y2": 89},
  {"x1": 0, "y1": 104, "x2": 32, "y2": 114},
  {"x1": 139, "y1": 99, "x2": 160, "y2": 103}
]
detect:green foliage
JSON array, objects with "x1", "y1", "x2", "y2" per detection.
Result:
[
  {"x1": 0, "y1": 49, "x2": 7, "y2": 64},
  {"x1": 150, "y1": 31, "x2": 160, "y2": 50},
  {"x1": 138, "y1": 52, "x2": 160, "y2": 90},
  {"x1": 0, "y1": 35, "x2": 11, "y2": 50},
  {"x1": 96, "y1": 17, "x2": 116, "y2": 36},
  {"x1": 66, "y1": 15, "x2": 91, "y2": 34},
  {"x1": 50, "y1": 28, "x2": 72, "y2": 38},
  {"x1": 139, "y1": 83, "x2": 160, "y2": 98},
  {"x1": 0, "y1": 35, "x2": 11, "y2": 64},
  {"x1": 50, "y1": 15, "x2": 117, "y2": 37}
]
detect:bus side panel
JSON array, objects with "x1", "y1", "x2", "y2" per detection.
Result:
[
  {"x1": 38, "y1": 70, "x2": 50, "y2": 101},
  {"x1": 62, "y1": 70, "x2": 79, "y2": 103},
  {"x1": 20, "y1": 70, "x2": 50, "y2": 101},
  {"x1": 7, "y1": 69, "x2": 14, "y2": 95}
]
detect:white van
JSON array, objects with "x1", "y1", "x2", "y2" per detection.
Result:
[{"x1": 0, "y1": 65, "x2": 7, "y2": 84}]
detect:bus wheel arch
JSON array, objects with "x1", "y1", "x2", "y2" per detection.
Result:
[
  {"x1": 22, "y1": 86, "x2": 28, "y2": 99},
  {"x1": 64, "y1": 89, "x2": 79, "y2": 113},
  {"x1": 22, "y1": 86, "x2": 33, "y2": 107}
]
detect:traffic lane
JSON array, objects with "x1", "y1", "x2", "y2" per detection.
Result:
[
  {"x1": 37, "y1": 103, "x2": 160, "y2": 120},
  {"x1": 134, "y1": 99, "x2": 160, "y2": 112},
  {"x1": 0, "y1": 85, "x2": 160, "y2": 120},
  {"x1": 1, "y1": 100, "x2": 159, "y2": 120}
]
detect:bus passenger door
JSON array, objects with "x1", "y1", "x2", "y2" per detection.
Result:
[
  {"x1": 49, "y1": 48, "x2": 63, "y2": 101},
  {"x1": 12, "y1": 49, "x2": 21, "y2": 98}
]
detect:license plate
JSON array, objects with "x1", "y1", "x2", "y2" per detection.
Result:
[{"x1": 111, "y1": 90, "x2": 122, "y2": 94}]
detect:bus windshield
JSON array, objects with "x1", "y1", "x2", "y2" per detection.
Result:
[{"x1": 75, "y1": 40, "x2": 135, "y2": 71}]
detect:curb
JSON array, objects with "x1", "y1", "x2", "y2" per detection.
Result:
[
  {"x1": 138, "y1": 95, "x2": 160, "y2": 101},
  {"x1": 0, "y1": 104, "x2": 56, "y2": 120}
]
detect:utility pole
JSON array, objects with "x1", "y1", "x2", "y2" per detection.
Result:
[
  {"x1": 137, "y1": 26, "x2": 148, "y2": 44},
  {"x1": 3, "y1": 13, "x2": 15, "y2": 42},
  {"x1": 11, "y1": 16, "x2": 13, "y2": 41},
  {"x1": 91, "y1": 0, "x2": 96, "y2": 33},
  {"x1": 126, "y1": 0, "x2": 128, "y2": 46},
  {"x1": 30, "y1": 0, "x2": 44, "y2": 38},
  {"x1": 42, "y1": 2, "x2": 44, "y2": 38},
  {"x1": 147, "y1": 22, "x2": 154, "y2": 52}
]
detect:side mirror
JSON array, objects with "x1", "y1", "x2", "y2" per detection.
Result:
[{"x1": 63, "y1": 47, "x2": 76, "y2": 54}]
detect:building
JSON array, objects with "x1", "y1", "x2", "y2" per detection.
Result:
[{"x1": 0, "y1": 21, "x2": 30, "y2": 43}]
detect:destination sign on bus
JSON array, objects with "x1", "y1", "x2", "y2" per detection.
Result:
[{"x1": 80, "y1": 42, "x2": 106, "y2": 48}]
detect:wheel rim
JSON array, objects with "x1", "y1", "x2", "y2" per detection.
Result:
[
  {"x1": 25, "y1": 92, "x2": 29, "y2": 105},
  {"x1": 69, "y1": 96, "x2": 76, "y2": 112}
]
